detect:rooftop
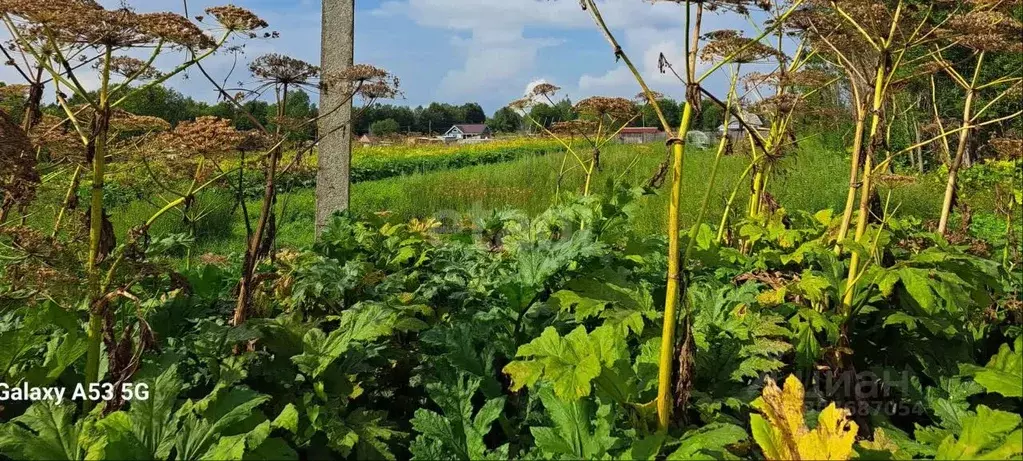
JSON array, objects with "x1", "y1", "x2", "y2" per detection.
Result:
[{"x1": 451, "y1": 124, "x2": 489, "y2": 134}]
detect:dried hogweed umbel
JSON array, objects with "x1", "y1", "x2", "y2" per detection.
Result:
[
  {"x1": 139, "y1": 12, "x2": 216, "y2": 49},
  {"x1": 154, "y1": 116, "x2": 245, "y2": 158},
  {"x1": 100, "y1": 55, "x2": 163, "y2": 80},
  {"x1": 321, "y1": 64, "x2": 399, "y2": 99},
  {"x1": 205, "y1": 5, "x2": 268, "y2": 32},
  {"x1": 0, "y1": 110, "x2": 39, "y2": 207},
  {"x1": 943, "y1": 10, "x2": 1023, "y2": 52},
  {"x1": 701, "y1": 30, "x2": 782, "y2": 63},
  {"x1": 249, "y1": 54, "x2": 319, "y2": 85},
  {"x1": 574, "y1": 96, "x2": 636, "y2": 120}
]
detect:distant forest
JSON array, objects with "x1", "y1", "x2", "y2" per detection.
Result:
[{"x1": 0, "y1": 83, "x2": 726, "y2": 138}]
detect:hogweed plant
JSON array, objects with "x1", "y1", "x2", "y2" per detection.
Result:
[
  {"x1": 577, "y1": 0, "x2": 806, "y2": 430},
  {"x1": 0, "y1": 0, "x2": 260, "y2": 391},
  {"x1": 806, "y1": 0, "x2": 1023, "y2": 331},
  {"x1": 212, "y1": 56, "x2": 399, "y2": 326},
  {"x1": 795, "y1": 0, "x2": 946, "y2": 324},
  {"x1": 233, "y1": 53, "x2": 321, "y2": 326},
  {"x1": 929, "y1": 6, "x2": 1023, "y2": 235},
  {"x1": 550, "y1": 96, "x2": 639, "y2": 196}
]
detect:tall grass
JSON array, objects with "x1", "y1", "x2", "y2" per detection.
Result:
[
  {"x1": 21, "y1": 139, "x2": 958, "y2": 260},
  {"x1": 133, "y1": 141, "x2": 949, "y2": 256}
]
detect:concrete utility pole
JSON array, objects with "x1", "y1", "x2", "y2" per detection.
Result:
[{"x1": 315, "y1": 0, "x2": 355, "y2": 234}]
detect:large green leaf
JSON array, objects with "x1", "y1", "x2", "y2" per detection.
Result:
[
  {"x1": 244, "y1": 438, "x2": 298, "y2": 461},
  {"x1": 323, "y1": 408, "x2": 402, "y2": 461},
  {"x1": 503, "y1": 325, "x2": 627, "y2": 400},
  {"x1": 898, "y1": 268, "x2": 937, "y2": 314},
  {"x1": 0, "y1": 400, "x2": 89, "y2": 460},
  {"x1": 173, "y1": 386, "x2": 270, "y2": 460},
  {"x1": 410, "y1": 375, "x2": 507, "y2": 460},
  {"x1": 972, "y1": 337, "x2": 1022, "y2": 398},
  {"x1": 667, "y1": 423, "x2": 747, "y2": 460},
  {"x1": 94, "y1": 365, "x2": 184, "y2": 460},
  {"x1": 934, "y1": 405, "x2": 1022, "y2": 459},
  {"x1": 530, "y1": 388, "x2": 617, "y2": 459},
  {"x1": 291, "y1": 302, "x2": 403, "y2": 378}
]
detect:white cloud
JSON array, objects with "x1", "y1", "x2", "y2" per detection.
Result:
[
  {"x1": 439, "y1": 31, "x2": 560, "y2": 100},
  {"x1": 372, "y1": 0, "x2": 689, "y2": 103}
]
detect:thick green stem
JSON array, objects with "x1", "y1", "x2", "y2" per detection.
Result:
[
  {"x1": 938, "y1": 52, "x2": 983, "y2": 235},
  {"x1": 657, "y1": 102, "x2": 693, "y2": 432},
  {"x1": 748, "y1": 168, "x2": 764, "y2": 218},
  {"x1": 84, "y1": 46, "x2": 113, "y2": 389},
  {"x1": 837, "y1": 111, "x2": 866, "y2": 247},
  {"x1": 842, "y1": 60, "x2": 887, "y2": 313},
  {"x1": 684, "y1": 131, "x2": 726, "y2": 260},
  {"x1": 1004, "y1": 208, "x2": 1012, "y2": 267}
]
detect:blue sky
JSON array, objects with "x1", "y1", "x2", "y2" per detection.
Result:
[{"x1": 2, "y1": 0, "x2": 775, "y2": 114}]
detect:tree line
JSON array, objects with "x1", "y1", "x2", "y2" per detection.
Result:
[{"x1": 0, "y1": 81, "x2": 735, "y2": 139}]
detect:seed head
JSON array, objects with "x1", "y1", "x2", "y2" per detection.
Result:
[
  {"x1": 0, "y1": 0, "x2": 101, "y2": 25},
  {"x1": 101, "y1": 56, "x2": 163, "y2": 80},
  {"x1": 4, "y1": 2, "x2": 207, "y2": 48},
  {"x1": 530, "y1": 82, "x2": 561, "y2": 98},
  {"x1": 634, "y1": 90, "x2": 664, "y2": 103},
  {"x1": 652, "y1": 0, "x2": 771, "y2": 15},
  {"x1": 0, "y1": 109, "x2": 39, "y2": 207},
  {"x1": 700, "y1": 30, "x2": 782, "y2": 63},
  {"x1": 335, "y1": 64, "x2": 390, "y2": 82},
  {"x1": 153, "y1": 116, "x2": 245, "y2": 158},
  {"x1": 249, "y1": 54, "x2": 319, "y2": 85},
  {"x1": 752, "y1": 93, "x2": 800, "y2": 114},
  {"x1": 989, "y1": 138, "x2": 1022, "y2": 159},
  {"x1": 139, "y1": 12, "x2": 216, "y2": 49},
  {"x1": 63, "y1": 7, "x2": 151, "y2": 47},
  {"x1": 943, "y1": 10, "x2": 1023, "y2": 52},
  {"x1": 237, "y1": 130, "x2": 269, "y2": 152},
  {"x1": 322, "y1": 64, "x2": 400, "y2": 99},
  {"x1": 205, "y1": 5, "x2": 268, "y2": 32},
  {"x1": 29, "y1": 115, "x2": 84, "y2": 163},
  {"x1": 109, "y1": 109, "x2": 171, "y2": 133},
  {"x1": 0, "y1": 84, "x2": 29, "y2": 100},
  {"x1": 356, "y1": 79, "x2": 401, "y2": 100},
  {"x1": 574, "y1": 96, "x2": 636, "y2": 119},
  {"x1": 508, "y1": 98, "x2": 532, "y2": 111},
  {"x1": 550, "y1": 119, "x2": 598, "y2": 136}
]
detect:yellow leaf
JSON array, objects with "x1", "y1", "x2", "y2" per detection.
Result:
[
  {"x1": 858, "y1": 428, "x2": 909, "y2": 459},
  {"x1": 757, "y1": 287, "x2": 788, "y2": 307},
  {"x1": 751, "y1": 374, "x2": 859, "y2": 460}
]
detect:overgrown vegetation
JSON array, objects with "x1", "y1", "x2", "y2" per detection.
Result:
[{"x1": 0, "y1": 0, "x2": 1020, "y2": 459}]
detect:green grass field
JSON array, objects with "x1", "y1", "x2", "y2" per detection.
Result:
[{"x1": 91, "y1": 138, "x2": 955, "y2": 258}]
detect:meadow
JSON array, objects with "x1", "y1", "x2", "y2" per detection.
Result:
[{"x1": 92, "y1": 137, "x2": 955, "y2": 256}]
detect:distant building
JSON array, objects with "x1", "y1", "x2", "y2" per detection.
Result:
[
  {"x1": 618, "y1": 127, "x2": 666, "y2": 144},
  {"x1": 357, "y1": 134, "x2": 378, "y2": 146},
  {"x1": 443, "y1": 124, "x2": 492, "y2": 141},
  {"x1": 718, "y1": 112, "x2": 768, "y2": 143}
]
